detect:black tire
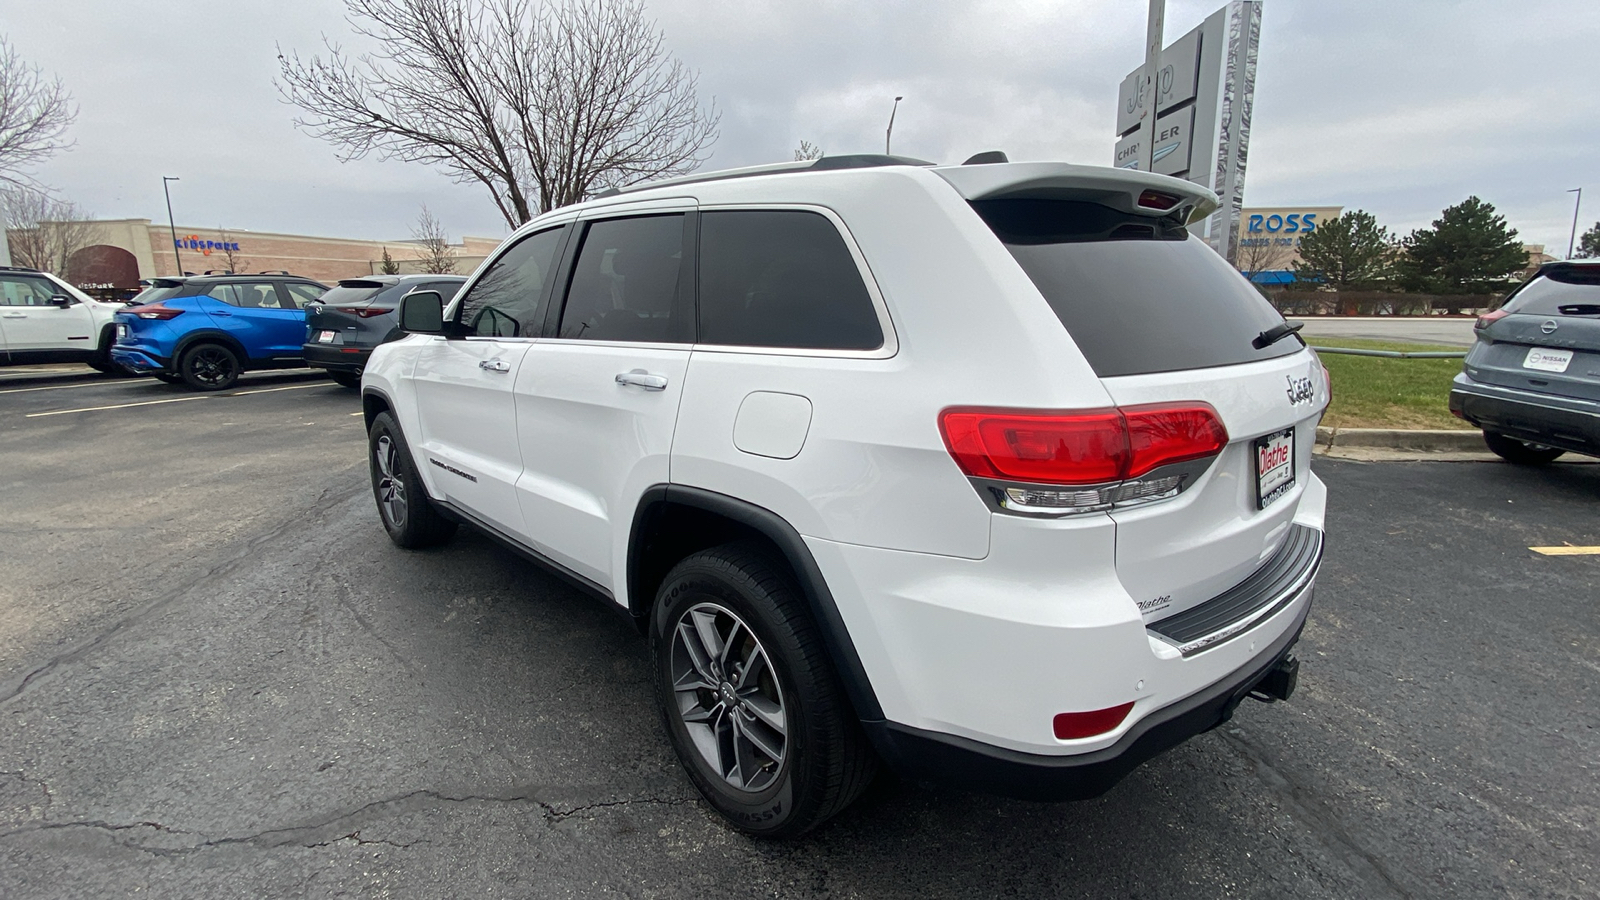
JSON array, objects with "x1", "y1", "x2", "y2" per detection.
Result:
[
  {"x1": 330, "y1": 371, "x2": 362, "y2": 389},
  {"x1": 88, "y1": 326, "x2": 127, "y2": 374},
  {"x1": 178, "y1": 342, "x2": 241, "y2": 391},
  {"x1": 1483, "y1": 431, "x2": 1566, "y2": 465},
  {"x1": 368, "y1": 411, "x2": 457, "y2": 548},
  {"x1": 651, "y1": 543, "x2": 877, "y2": 838}
]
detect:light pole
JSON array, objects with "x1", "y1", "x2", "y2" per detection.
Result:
[
  {"x1": 162, "y1": 176, "x2": 182, "y2": 275},
  {"x1": 1568, "y1": 187, "x2": 1583, "y2": 259},
  {"x1": 1139, "y1": 0, "x2": 1166, "y2": 173},
  {"x1": 885, "y1": 96, "x2": 903, "y2": 155}
]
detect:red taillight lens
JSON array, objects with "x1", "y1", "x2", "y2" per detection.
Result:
[
  {"x1": 1137, "y1": 189, "x2": 1181, "y2": 210},
  {"x1": 1053, "y1": 702, "x2": 1135, "y2": 740},
  {"x1": 1476, "y1": 309, "x2": 1508, "y2": 329},
  {"x1": 941, "y1": 409, "x2": 1127, "y2": 484},
  {"x1": 350, "y1": 307, "x2": 394, "y2": 318},
  {"x1": 134, "y1": 304, "x2": 184, "y2": 320},
  {"x1": 939, "y1": 403, "x2": 1227, "y2": 486},
  {"x1": 1123, "y1": 404, "x2": 1230, "y2": 478}
]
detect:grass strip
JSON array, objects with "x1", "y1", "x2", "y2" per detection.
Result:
[{"x1": 1307, "y1": 337, "x2": 1475, "y2": 431}]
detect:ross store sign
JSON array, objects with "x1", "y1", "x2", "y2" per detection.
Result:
[{"x1": 176, "y1": 234, "x2": 239, "y2": 256}]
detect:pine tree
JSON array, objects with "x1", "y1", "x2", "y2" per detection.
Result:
[
  {"x1": 380, "y1": 246, "x2": 400, "y2": 274},
  {"x1": 1398, "y1": 197, "x2": 1527, "y2": 295},
  {"x1": 1291, "y1": 210, "x2": 1393, "y2": 290},
  {"x1": 1577, "y1": 222, "x2": 1600, "y2": 259}
]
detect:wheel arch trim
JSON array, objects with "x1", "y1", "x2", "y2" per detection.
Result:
[{"x1": 628, "y1": 484, "x2": 886, "y2": 722}]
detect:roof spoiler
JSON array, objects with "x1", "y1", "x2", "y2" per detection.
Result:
[{"x1": 935, "y1": 162, "x2": 1219, "y2": 225}]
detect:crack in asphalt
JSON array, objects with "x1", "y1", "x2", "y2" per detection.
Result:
[
  {"x1": 0, "y1": 480, "x2": 365, "y2": 708},
  {"x1": 0, "y1": 787, "x2": 695, "y2": 857},
  {"x1": 1220, "y1": 727, "x2": 1414, "y2": 900}
]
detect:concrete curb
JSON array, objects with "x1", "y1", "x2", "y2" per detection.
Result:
[{"x1": 1315, "y1": 426, "x2": 1484, "y2": 452}]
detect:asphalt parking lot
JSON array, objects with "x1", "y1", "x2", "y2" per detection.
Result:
[{"x1": 2, "y1": 366, "x2": 1597, "y2": 898}]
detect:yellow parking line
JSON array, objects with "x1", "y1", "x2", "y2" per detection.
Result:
[
  {"x1": 1530, "y1": 546, "x2": 1600, "y2": 556},
  {"x1": 25, "y1": 396, "x2": 209, "y2": 417}
]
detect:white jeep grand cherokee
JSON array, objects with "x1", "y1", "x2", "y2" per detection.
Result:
[{"x1": 361, "y1": 155, "x2": 1329, "y2": 837}]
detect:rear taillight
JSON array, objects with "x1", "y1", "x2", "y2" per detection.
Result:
[
  {"x1": 939, "y1": 403, "x2": 1228, "y2": 515},
  {"x1": 1136, "y1": 189, "x2": 1181, "y2": 210},
  {"x1": 349, "y1": 307, "x2": 394, "y2": 318},
  {"x1": 134, "y1": 303, "x2": 184, "y2": 320},
  {"x1": 1475, "y1": 309, "x2": 1508, "y2": 329}
]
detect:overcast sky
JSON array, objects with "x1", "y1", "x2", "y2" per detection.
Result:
[{"x1": 4, "y1": 0, "x2": 1598, "y2": 253}]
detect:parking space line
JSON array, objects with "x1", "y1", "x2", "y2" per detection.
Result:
[
  {"x1": 229, "y1": 383, "x2": 329, "y2": 396},
  {"x1": 0, "y1": 380, "x2": 151, "y2": 396},
  {"x1": 1530, "y1": 546, "x2": 1600, "y2": 556},
  {"x1": 25, "y1": 396, "x2": 210, "y2": 417}
]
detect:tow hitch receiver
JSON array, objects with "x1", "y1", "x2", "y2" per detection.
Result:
[{"x1": 1251, "y1": 654, "x2": 1299, "y2": 703}]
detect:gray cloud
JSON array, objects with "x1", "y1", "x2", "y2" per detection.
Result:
[{"x1": 6, "y1": 0, "x2": 1597, "y2": 253}]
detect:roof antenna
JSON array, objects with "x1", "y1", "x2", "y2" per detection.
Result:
[{"x1": 962, "y1": 150, "x2": 1009, "y2": 165}]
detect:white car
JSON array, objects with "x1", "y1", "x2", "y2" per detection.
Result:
[
  {"x1": 0, "y1": 266, "x2": 125, "y2": 372},
  {"x1": 359, "y1": 155, "x2": 1330, "y2": 837}
]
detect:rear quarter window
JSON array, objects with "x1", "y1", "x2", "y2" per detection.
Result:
[
  {"x1": 973, "y1": 198, "x2": 1299, "y2": 377},
  {"x1": 696, "y1": 209, "x2": 883, "y2": 351}
]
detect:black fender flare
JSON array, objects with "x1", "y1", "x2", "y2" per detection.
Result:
[
  {"x1": 628, "y1": 485, "x2": 885, "y2": 723},
  {"x1": 171, "y1": 330, "x2": 251, "y2": 371}
]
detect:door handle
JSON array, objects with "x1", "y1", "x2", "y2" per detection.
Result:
[
  {"x1": 1, "y1": 312, "x2": 26, "y2": 318},
  {"x1": 615, "y1": 369, "x2": 668, "y2": 391},
  {"x1": 479, "y1": 357, "x2": 512, "y2": 373},
  {"x1": 212, "y1": 311, "x2": 233, "y2": 317}
]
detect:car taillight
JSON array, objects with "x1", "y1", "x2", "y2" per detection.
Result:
[
  {"x1": 939, "y1": 403, "x2": 1228, "y2": 515},
  {"x1": 349, "y1": 307, "x2": 394, "y2": 318},
  {"x1": 1136, "y1": 189, "x2": 1181, "y2": 210},
  {"x1": 1475, "y1": 309, "x2": 1508, "y2": 329},
  {"x1": 134, "y1": 303, "x2": 184, "y2": 320}
]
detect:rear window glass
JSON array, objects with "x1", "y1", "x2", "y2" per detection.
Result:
[
  {"x1": 973, "y1": 198, "x2": 1300, "y2": 377},
  {"x1": 697, "y1": 210, "x2": 883, "y2": 350},
  {"x1": 320, "y1": 284, "x2": 386, "y2": 306},
  {"x1": 1500, "y1": 269, "x2": 1600, "y2": 316},
  {"x1": 130, "y1": 285, "x2": 182, "y2": 306}
]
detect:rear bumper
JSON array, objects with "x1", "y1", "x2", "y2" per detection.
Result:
[
  {"x1": 868, "y1": 603, "x2": 1307, "y2": 800},
  {"x1": 1450, "y1": 375, "x2": 1600, "y2": 457},
  {"x1": 110, "y1": 347, "x2": 169, "y2": 373},
  {"x1": 301, "y1": 342, "x2": 371, "y2": 373}
]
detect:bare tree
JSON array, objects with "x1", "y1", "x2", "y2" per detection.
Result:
[
  {"x1": 277, "y1": 0, "x2": 719, "y2": 228},
  {"x1": 0, "y1": 38, "x2": 76, "y2": 191},
  {"x1": 2, "y1": 187, "x2": 99, "y2": 274},
  {"x1": 410, "y1": 204, "x2": 457, "y2": 273},
  {"x1": 217, "y1": 227, "x2": 249, "y2": 274},
  {"x1": 1234, "y1": 234, "x2": 1292, "y2": 284},
  {"x1": 794, "y1": 140, "x2": 823, "y2": 162}
]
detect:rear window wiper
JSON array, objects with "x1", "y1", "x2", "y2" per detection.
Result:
[{"x1": 1253, "y1": 320, "x2": 1304, "y2": 350}]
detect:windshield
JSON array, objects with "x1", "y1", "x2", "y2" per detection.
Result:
[{"x1": 973, "y1": 198, "x2": 1300, "y2": 377}]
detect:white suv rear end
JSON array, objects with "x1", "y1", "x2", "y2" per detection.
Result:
[{"x1": 360, "y1": 156, "x2": 1328, "y2": 837}]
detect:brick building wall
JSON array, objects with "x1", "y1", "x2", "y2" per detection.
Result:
[{"x1": 147, "y1": 223, "x2": 503, "y2": 283}]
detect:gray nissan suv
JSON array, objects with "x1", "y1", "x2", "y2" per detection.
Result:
[{"x1": 1450, "y1": 261, "x2": 1600, "y2": 463}]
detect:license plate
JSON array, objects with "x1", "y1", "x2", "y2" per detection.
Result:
[
  {"x1": 317, "y1": 330, "x2": 337, "y2": 343},
  {"x1": 1522, "y1": 347, "x2": 1573, "y2": 373},
  {"x1": 1254, "y1": 429, "x2": 1296, "y2": 510}
]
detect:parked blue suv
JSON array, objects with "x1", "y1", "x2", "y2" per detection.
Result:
[{"x1": 112, "y1": 274, "x2": 328, "y2": 390}]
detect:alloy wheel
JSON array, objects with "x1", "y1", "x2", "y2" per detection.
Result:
[
  {"x1": 374, "y1": 435, "x2": 407, "y2": 527},
  {"x1": 669, "y1": 602, "x2": 789, "y2": 793},
  {"x1": 187, "y1": 347, "x2": 236, "y2": 387}
]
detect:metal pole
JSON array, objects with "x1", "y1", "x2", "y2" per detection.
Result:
[
  {"x1": 1139, "y1": 0, "x2": 1166, "y2": 173},
  {"x1": 1568, "y1": 188, "x2": 1583, "y2": 259},
  {"x1": 163, "y1": 176, "x2": 182, "y2": 275},
  {"x1": 885, "y1": 96, "x2": 903, "y2": 155}
]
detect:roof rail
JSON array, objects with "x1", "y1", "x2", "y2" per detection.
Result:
[
  {"x1": 597, "y1": 153, "x2": 937, "y2": 198},
  {"x1": 256, "y1": 270, "x2": 291, "y2": 275},
  {"x1": 0, "y1": 264, "x2": 42, "y2": 273}
]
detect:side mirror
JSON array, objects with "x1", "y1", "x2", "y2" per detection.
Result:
[
  {"x1": 398, "y1": 290, "x2": 445, "y2": 334},
  {"x1": 49, "y1": 295, "x2": 76, "y2": 308}
]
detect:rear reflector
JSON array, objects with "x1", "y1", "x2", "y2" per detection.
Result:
[{"x1": 1053, "y1": 702, "x2": 1135, "y2": 740}]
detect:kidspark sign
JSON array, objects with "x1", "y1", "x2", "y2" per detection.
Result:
[{"x1": 176, "y1": 234, "x2": 239, "y2": 256}]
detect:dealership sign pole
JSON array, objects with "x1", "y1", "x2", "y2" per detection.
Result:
[
  {"x1": 1139, "y1": 0, "x2": 1165, "y2": 174},
  {"x1": 1115, "y1": 1, "x2": 1262, "y2": 265}
]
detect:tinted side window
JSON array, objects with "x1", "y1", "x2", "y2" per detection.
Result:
[
  {"x1": 421, "y1": 280, "x2": 466, "y2": 301},
  {"x1": 284, "y1": 283, "x2": 326, "y2": 308},
  {"x1": 698, "y1": 210, "x2": 883, "y2": 350},
  {"x1": 559, "y1": 214, "x2": 690, "y2": 343},
  {"x1": 211, "y1": 283, "x2": 289, "y2": 309},
  {"x1": 973, "y1": 198, "x2": 1298, "y2": 378},
  {"x1": 458, "y1": 226, "x2": 566, "y2": 338}
]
